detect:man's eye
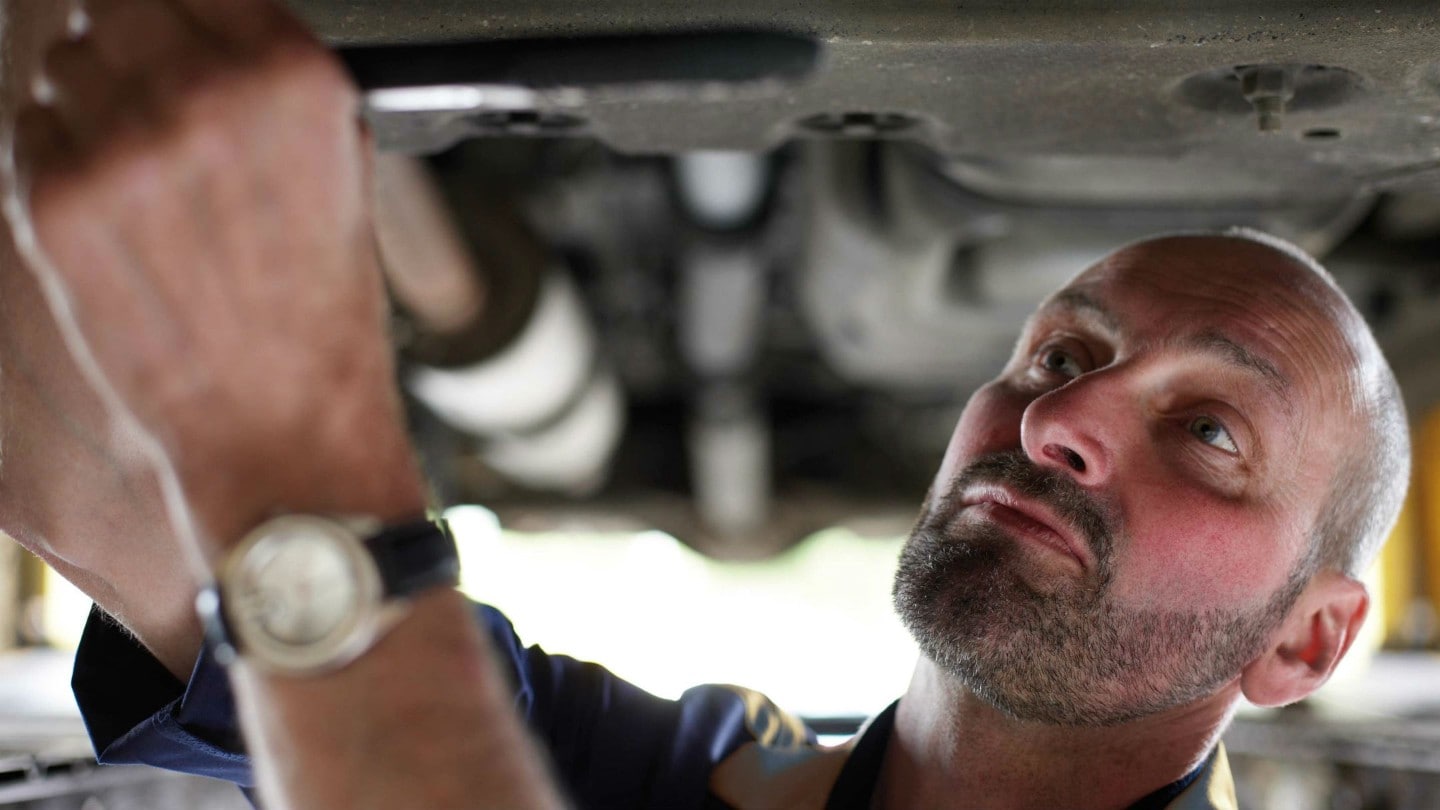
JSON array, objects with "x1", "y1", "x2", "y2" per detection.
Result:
[
  {"x1": 1038, "y1": 347, "x2": 1083, "y2": 379},
  {"x1": 1188, "y1": 415, "x2": 1238, "y2": 454}
]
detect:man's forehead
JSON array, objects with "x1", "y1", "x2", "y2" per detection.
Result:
[
  {"x1": 1086, "y1": 235, "x2": 1350, "y2": 305},
  {"x1": 1028, "y1": 235, "x2": 1371, "y2": 417},
  {"x1": 1038, "y1": 236, "x2": 1349, "y2": 346}
]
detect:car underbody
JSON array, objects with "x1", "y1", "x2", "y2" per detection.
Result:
[{"x1": 273, "y1": 0, "x2": 1440, "y2": 558}]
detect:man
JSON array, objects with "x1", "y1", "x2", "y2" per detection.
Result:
[{"x1": 0, "y1": 1, "x2": 1409, "y2": 809}]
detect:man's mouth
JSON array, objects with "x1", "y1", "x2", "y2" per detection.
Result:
[{"x1": 960, "y1": 484, "x2": 1091, "y2": 570}]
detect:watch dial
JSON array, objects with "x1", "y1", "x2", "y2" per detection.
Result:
[{"x1": 235, "y1": 532, "x2": 360, "y2": 645}]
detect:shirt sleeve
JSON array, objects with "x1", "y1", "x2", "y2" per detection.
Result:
[{"x1": 71, "y1": 601, "x2": 783, "y2": 809}]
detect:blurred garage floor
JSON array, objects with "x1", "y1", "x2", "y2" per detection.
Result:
[{"x1": 0, "y1": 650, "x2": 246, "y2": 810}]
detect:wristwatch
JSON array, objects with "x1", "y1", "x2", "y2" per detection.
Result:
[{"x1": 196, "y1": 514, "x2": 461, "y2": 675}]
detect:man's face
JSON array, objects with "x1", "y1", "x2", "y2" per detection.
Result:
[{"x1": 894, "y1": 236, "x2": 1355, "y2": 726}]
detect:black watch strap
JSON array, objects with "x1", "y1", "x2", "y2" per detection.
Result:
[{"x1": 368, "y1": 517, "x2": 462, "y2": 598}]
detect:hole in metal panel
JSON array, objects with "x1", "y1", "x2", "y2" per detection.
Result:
[{"x1": 799, "y1": 112, "x2": 918, "y2": 137}]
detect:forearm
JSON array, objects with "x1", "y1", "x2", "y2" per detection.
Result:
[
  {"x1": 7, "y1": 1, "x2": 569, "y2": 805},
  {"x1": 0, "y1": 0, "x2": 204, "y2": 681},
  {"x1": 188, "y1": 423, "x2": 561, "y2": 809},
  {"x1": 233, "y1": 589, "x2": 566, "y2": 810}
]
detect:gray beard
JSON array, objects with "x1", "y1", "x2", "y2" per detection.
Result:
[{"x1": 892, "y1": 451, "x2": 1307, "y2": 727}]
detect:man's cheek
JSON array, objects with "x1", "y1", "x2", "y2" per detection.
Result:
[
  {"x1": 1114, "y1": 511, "x2": 1280, "y2": 607},
  {"x1": 933, "y1": 385, "x2": 1029, "y2": 493}
]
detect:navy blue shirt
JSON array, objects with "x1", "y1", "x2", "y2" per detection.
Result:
[
  {"x1": 70, "y1": 603, "x2": 1229, "y2": 809},
  {"x1": 72, "y1": 603, "x2": 813, "y2": 808}
]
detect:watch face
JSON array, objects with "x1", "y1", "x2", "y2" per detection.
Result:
[
  {"x1": 233, "y1": 532, "x2": 361, "y2": 644},
  {"x1": 224, "y1": 516, "x2": 384, "y2": 670}
]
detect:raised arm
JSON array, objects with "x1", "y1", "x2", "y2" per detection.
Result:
[
  {"x1": 2, "y1": 0, "x2": 564, "y2": 806},
  {"x1": 0, "y1": 0, "x2": 201, "y2": 684}
]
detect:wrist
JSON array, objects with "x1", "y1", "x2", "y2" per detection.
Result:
[
  {"x1": 232, "y1": 590, "x2": 566, "y2": 810},
  {"x1": 179, "y1": 418, "x2": 429, "y2": 564},
  {"x1": 200, "y1": 514, "x2": 459, "y2": 674}
]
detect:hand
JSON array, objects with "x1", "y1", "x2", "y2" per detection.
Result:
[
  {"x1": 0, "y1": 1, "x2": 201, "y2": 679},
  {"x1": 2, "y1": 15, "x2": 565, "y2": 809},
  {"x1": 4, "y1": 0, "x2": 426, "y2": 561}
]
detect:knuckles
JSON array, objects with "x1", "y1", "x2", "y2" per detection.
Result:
[{"x1": 17, "y1": 28, "x2": 356, "y2": 229}]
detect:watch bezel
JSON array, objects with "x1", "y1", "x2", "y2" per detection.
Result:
[{"x1": 217, "y1": 514, "x2": 388, "y2": 675}]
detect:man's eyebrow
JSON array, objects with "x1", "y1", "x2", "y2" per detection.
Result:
[
  {"x1": 1184, "y1": 329, "x2": 1292, "y2": 402},
  {"x1": 1042, "y1": 289, "x2": 1120, "y2": 332}
]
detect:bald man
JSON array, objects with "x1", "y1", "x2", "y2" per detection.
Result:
[{"x1": 0, "y1": 1, "x2": 1408, "y2": 808}]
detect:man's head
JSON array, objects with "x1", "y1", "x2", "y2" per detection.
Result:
[{"x1": 893, "y1": 230, "x2": 1409, "y2": 726}]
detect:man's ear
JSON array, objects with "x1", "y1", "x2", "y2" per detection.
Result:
[{"x1": 1240, "y1": 570, "x2": 1369, "y2": 708}]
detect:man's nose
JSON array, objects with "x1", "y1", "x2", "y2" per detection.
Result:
[{"x1": 1018, "y1": 372, "x2": 1123, "y2": 486}]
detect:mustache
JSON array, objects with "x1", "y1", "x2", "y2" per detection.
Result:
[{"x1": 932, "y1": 450, "x2": 1119, "y2": 568}]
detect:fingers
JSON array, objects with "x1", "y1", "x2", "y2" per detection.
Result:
[
  {"x1": 18, "y1": 0, "x2": 207, "y2": 157},
  {"x1": 162, "y1": 0, "x2": 313, "y2": 55},
  {"x1": 40, "y1": 39, "x2": 138, "y2": 150},
  {"x1": 8, "y1": 104, "x2": 73, "y2": 194},
  {"x1": 15, "y1": 0, "x2": 316, "y2": 167},
  {"x1": 82, "y1": 0, "x2": 206, "y2": 77},
  {"x1": 28, "y1": 0, "x2": 347, "y2": 147}
]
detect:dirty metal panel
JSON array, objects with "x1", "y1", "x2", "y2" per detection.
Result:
[{"x1": 283, "y1": 1, "x2": 1440, "y2": 204}]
